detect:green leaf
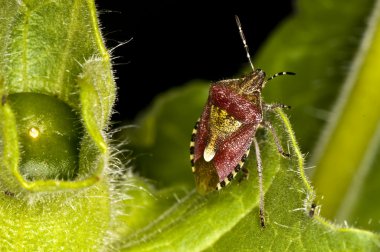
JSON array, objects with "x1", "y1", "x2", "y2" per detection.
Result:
[{"x1": 0, "y1": 179, "x2": 111, "y2": 250}]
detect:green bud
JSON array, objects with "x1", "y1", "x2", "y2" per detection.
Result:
[{"x1": 8, "y1": 93, "x2": 82, "y2": 181}]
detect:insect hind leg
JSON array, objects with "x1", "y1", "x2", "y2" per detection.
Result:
[{"x1": 253, "y1": 137, "x2": 265, "y2": 227}]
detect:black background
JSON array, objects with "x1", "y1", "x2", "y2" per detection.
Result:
[{"x1": 95, "y1": 1, "x2": 295, "y2": 122}]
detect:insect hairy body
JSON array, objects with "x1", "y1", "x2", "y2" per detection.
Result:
[{"x1": 190, "y1": 16, "x2": 294, "y2": 227}]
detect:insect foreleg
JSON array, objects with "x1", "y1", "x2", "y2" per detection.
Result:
[{"x1": 262, "y1": 120, "x2": 290, "y2": 158}]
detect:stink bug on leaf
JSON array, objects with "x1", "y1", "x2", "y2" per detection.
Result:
[{"x1": 190, "y1": 16, "x2": 295, "y2": 227}]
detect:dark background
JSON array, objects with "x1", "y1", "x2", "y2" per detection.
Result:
[{"x1": 96, "y1": 1, "x2": 295, "y2": 122}]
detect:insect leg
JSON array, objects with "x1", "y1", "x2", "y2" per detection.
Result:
[
  {"x1": 261, "y1": 120, "x2": 290, "y2": 158},
  {"x1": 238, "y1": 166, "x2": 249, "y2": 183},
  {"x1": 241, "y1": 167, "x2": 249, "y2": 179},
  {"x1": 253, "y1": 137, "x2": 265, "y2": 227}
]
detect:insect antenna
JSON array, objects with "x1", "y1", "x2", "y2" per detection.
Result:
[
  {"x1": 235, "y1": 15, "x2": 255, "y2": 71},
  {"x1": 267, "y1": 71, "x2": 296, "y2": 82},
  {"x1": 263, "y1": 71, "x2": 296, "y2": 87}
]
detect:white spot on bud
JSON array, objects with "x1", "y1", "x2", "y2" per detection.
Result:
[{"x1": 29, "y1": 127, "x2": 40, "y2": 139}]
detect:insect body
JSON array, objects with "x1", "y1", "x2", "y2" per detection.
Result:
[
  {"x1": 191, "y1": 70, "x2": 265, "y2": 193},
  {"x1": 190, "y1": 16, "x2": 294, "y2": 227}
]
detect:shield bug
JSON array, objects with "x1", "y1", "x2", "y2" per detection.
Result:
[{"x1": 190, "y1": 16, "x2": 295, "y2": 227}]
